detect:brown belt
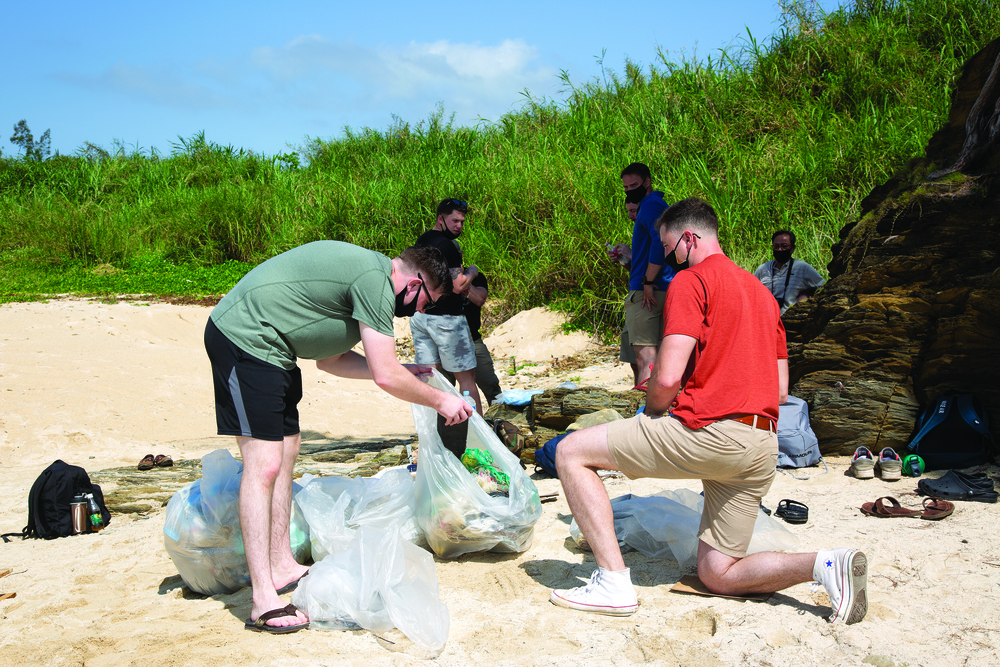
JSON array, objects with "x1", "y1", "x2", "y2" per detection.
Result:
[{"x1": 729, "y1": 414, "x2": 775, "y2": 433}]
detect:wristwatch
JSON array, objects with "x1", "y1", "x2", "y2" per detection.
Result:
[{"x1": 642, "y1": 277, "x2": 655, "y2": 286}]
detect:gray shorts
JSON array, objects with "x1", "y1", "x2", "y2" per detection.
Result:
[
  {"x1": 410, "y1": 313, "x2": 476, "y2": 372},
  {"x1": 606, "y1": 414, "x2": 778, "y2": 558}
]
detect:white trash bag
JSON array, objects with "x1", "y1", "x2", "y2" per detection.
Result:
[
  {"x1": 570, "y1": 489, "x2": 799, "y2": 569},
  {"x1": 292, "y1": 525, "x2": 450, "y2": 651},
  {"x1": 163, "y1": 449, "x2": 311, "y2": 595},
  {"x1": 412, "y1": 370, "x2": 542, "y2": 558},
  {"x1": 294, "y1": 467, "x2": 425, "y2": 562}
]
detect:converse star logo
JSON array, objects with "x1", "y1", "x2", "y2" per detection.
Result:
[{"x1": 825, "y1": 559, "x2": 834, "y2": 568}]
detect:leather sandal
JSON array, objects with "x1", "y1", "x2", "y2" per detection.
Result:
[
  {"x1": 154, "y1": 454, "x2": 173, "y2": 467},
  {"x1": 860, "y1": 496, "x2": 921, "y2": 518},
  {"x1": 244, "y1": 604, "x2": 309, "y2": 634},
  {"x1": 920, "y1": 497, "x2": 955, "y2": 520},
  {"x1": 137, "y1": 454, "x2": 156, "y2": 471}
]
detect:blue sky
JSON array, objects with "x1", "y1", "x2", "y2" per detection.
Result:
[{"x1": 4, "y1": 0, "x2": 842, "y2": 159}]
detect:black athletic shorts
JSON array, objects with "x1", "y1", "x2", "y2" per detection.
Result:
[{"x1": 204, "y1": 318, "x2": 302, "y2": 441}]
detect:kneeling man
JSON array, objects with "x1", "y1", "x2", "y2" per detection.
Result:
[{"x1": 550, "y1": 198, "x2": 867, "y2": 625}]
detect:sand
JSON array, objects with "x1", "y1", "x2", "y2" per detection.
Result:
[{"x1": 1, "y1": 299, "x2": 999, "y2": 666}]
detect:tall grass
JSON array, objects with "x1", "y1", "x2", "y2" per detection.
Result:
[{"x1": 1, "y1": 0, "x2": 997, "y2": 333}]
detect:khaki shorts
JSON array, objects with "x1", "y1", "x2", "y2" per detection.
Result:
[
  {"x1": 607, "y1": 414, "x2": 778, "y2": 558},
  {"x1": 619, "y1": 324, "x2": 637, "y2": 364},
  {"x1": 623, "y1": 289, "x2": 666, "y2": 348}
]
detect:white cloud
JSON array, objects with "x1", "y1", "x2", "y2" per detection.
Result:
[{"x1": 249, "y1": 35, "x2": 559, "y2": 124}]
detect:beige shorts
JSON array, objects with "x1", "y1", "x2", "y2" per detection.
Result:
[
  {"x1": 619, "y1": 324, "x2": 637, "y2": 364},
  {"x1": 623, "y1": 289, "x2": 666, "y2": 348},
  {"x1": 606, "y1": 414, "x2": 778, "y2": 558}
]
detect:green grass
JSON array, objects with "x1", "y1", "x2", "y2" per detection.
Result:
[{"x1": 2, "y1": 0, "x2": 997, "y2": 334}]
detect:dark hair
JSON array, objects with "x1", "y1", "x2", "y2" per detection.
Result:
[
  {"x1": 656, "y1": 197, "x2": 719, "y2": 236},
  {"x1": 436, "y1": 198, "x2": 469, "y2": 218},
  {"x1": 398, "y1": 245, "x2": 453, "y2": 294},
  {"x1": 620, "y1": 162, "x2": 651, "y2": 182},
  {"x1": 771, "y1": 229, "x2": 796, "y2": 246}
]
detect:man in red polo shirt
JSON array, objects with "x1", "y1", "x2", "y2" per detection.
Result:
[{"x1": 550, "y1": 198, "x2": 867, "y2": 625}]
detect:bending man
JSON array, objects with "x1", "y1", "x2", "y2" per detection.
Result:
[{"x1": 205, "y1": 241, "x2": 473, "y2": 633}]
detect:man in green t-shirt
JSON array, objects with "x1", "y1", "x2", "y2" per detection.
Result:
[{"x1": 205, "y1": 241, "x2": 473, "y2": 633}]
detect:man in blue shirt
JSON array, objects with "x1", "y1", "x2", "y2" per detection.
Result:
[{"x1": 606, "y1": 163, "x2": 674, "y2": 389}]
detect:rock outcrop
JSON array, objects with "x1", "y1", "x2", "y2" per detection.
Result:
[{"x1": 784, "y1": 38, "x2": 1000, "y2": 456}]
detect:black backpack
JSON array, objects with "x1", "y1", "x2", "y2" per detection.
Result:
[
  {"x1": 21, "y1": 460, "x2": 111, "y2": 539},
  {"x1": 907, "y1": 395, "x2": 997, "y2": 471}
]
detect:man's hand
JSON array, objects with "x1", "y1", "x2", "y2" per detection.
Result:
[
  {"x1": 606, "y1": 243, "x2": 631, "y2": 262},
  {"x1": 641, "y1": 283, "x2": 658, "y2": 312},
  {"x1": 439, "y1": 393, "x2": 474, "y2": 425}
]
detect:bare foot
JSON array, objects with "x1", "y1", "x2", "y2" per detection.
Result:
[{"x1": 272, "y1": 562, "x2": 310, "y2": 593}]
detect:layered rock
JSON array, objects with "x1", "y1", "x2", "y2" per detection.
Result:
[{"x1": 784, "y1": 38, "x2": 1000, "y2": 455}]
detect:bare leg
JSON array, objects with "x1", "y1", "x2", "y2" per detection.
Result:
[
  {"x1": 269, "y1": 433, "x2": 309, "y2": 591},
  {"x1": 697, "y1": 540, "x2": 816, "y2": 595},
  {"x1": 237, "y1": 436, "x2": 308, "y2": 627},
  {"x1": 554, "y1": 423, "x2": 626, "y2": 571},
  {"x1": 454, "y1": 368, "x2": 483, "y2": 415},
  {"x1": 634, "y1": 345, "x2": 657, "y2": 385}
]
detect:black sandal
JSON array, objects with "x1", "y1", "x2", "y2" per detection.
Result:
[{"x1": 774, "y1": 499, "x2": 809, "y2": 524}]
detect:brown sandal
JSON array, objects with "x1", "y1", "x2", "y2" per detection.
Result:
[
  {"x1": 920, "y1": 497, "x2": 955, "y2": 520},
  {"x1": 154, "y1": 454, "x2": 173, "y2": 467},
  {"x1": 244, "y1": 604, "x2": 308, "y2": 634},
  {"x1": 860, "y1": 496, "x2": 922, "y2": 518},
  {"x1": 137, "y1": 454, "x2": 156, "y2": 471}
]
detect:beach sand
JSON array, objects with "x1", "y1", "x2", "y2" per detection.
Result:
[{"x1": 1, "y1": 299, "x2": 999, "y2": 666}]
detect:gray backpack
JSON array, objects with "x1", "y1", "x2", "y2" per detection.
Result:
[{"x1": 776, "y1": 397, "x2": 821, "y2": 468}]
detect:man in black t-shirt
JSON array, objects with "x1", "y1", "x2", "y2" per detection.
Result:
[
  {"x1": 443, "y1": 271, "x2": 503, "y2": 405},
  {"x1": 411, "y1": 198, "x2": 484, "y2": 416}
]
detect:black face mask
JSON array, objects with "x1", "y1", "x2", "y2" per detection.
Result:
[
  {"x1": 667, "y1": 235, "x2": 689, "y2": 272},
  {"x1": 394, "y1": 285, "x2": 419, "y2": 318},
  {"x1": 773, "y1": 249, "x2": 793, "y2": 264}
]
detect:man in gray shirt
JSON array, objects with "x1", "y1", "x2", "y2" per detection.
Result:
[{"x1": 754, "y1": 230, "x2": 825, "y2": 314}]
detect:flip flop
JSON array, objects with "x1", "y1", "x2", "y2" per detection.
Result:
[
  {"x1": 774, "y1": 499, "x2": 808, "y2": 524},
  {"x1": 860, "y1": 496, "x2": 921, "y2": 518},
  {"x1": 920, "y1": 498, "x2": 955, "y2": 521},
  {"x1": 154, "y1": 454, "x2": 174, "y2": 467},
  {"x1": 137, "y1": 454, "x2": 156, "y2": 471},
  {"x1": 244, "y1": 604, "x2": 309, "y2": 634},
  {"x1": 276, "y1": 569, "x2": 309, "y2": 596},
  {"x1": 918, "y1": 473, "x2": 999, "y2": 503}
]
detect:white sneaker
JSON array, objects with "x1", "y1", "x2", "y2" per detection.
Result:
[
  {"x1": 813, "y1": 549, "x2": 868, "y2": 624},
  {"x1": 851, "y1": 447, "x2": 875, "y2": 479},
  {"x1": 550, "y1": 567, "x2": 638, "y2": 616}
]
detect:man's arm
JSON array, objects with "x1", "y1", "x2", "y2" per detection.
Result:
[
  {"x1": 644, "y1": 334, "x2": 698, "y2": 416},
  {"x1": 316, "y1": 324, "x2": 472, "y2": 425},
  {"x1": 450, "y1": 264, "x2": 479, "y2": 294},
  {"x1": 777, "y1": 358, "x2": 788, "y2": 405},
  {"x1": 466, "y1": 284, "x2": 488, "y2": 307}
]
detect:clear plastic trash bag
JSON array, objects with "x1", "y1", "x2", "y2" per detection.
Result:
[
  {"x1": 163, "y1": 449, "x2": 311, "y2": 595},
  {"x1": 292, "y1": 525, "x2": 450, "y2": 651},
  {"x1": 412, "y1": 371, "x2": 543, "y2": 558},
  {"x1": 294, "y1": 467, "x2": 425, "y2": 562},
  {"x1": 569, "y1": 489, "x2": 800, "y2": 569}
]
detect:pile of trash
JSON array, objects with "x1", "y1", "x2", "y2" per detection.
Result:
[{"x1": 163, "y1": 372, "x2": 541, "y2": 651}]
